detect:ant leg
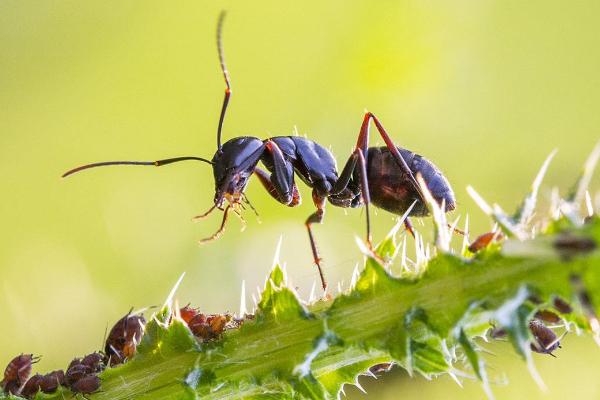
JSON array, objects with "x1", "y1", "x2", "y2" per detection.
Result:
[
  {"x1": 305, "y1": 190, "x2": 327, "y2": 291},
  {"x1": 262, "y1": 140, "x2": 295, "y2": 203},
  {"x1": 199, "y1": 205, "x2": 231, "y2": 244},
  {"x1": 254, "y1": 168, "x2": 301, "y2": 206},
  {"x1": 357, "y1": 112, "x2": 425, "y2": 202},
  {"x1": 332, "y1": 148, "x2": 372, "y2": 246},
  {"x1": 355, "y1": 149, "x2": 372, "y2": 246}
]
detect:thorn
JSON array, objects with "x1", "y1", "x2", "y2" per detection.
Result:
[
  {"x1": 387, "y1": 201, "x2": 417, "y2": 239},
  {"x1": 350, "y1": 263, "x2": 360, "y2": 288},
  {"x1": 417, "y1": 174, "x2": 449, "y2": 251},
  {"x1": 448, "y1": 216, "x2": 461, "y2": 247},
  {"x1": 448, "y1": 371, "x2": 463, "y2": 387},
  {"x1": 467, "y1": 185, "x2": 493, "y2": 215},
  {"x1": 354, "y1": 379, "x2": 367, "y2": 394},
  {"x1": 549, "y1": 187, "x2": 561, "y2": 220},
  {"x1": 586, "y1": 190, "x2": 594, "y2": 217},
  {"x1": 273, "y1": 235, "x2": 283, "y2": 269},
  {"x1": 516, "y1": 149, "x2": 557, "y2": 226},
  {"x1": 571, "y1": 141, "x2": 600, "y2": 204},
  {"x1": 526, "y1": 353, "x2": 547, "y2": 392},
  {"x1": 462, "y1": 214, "x2": 470, "y2": 255},
  {"x1": 163, "y1": 272, "x2": 186, "y2": 309},
  {"x1": 308, "y1": 280, "x2": 317, "y2": 303},
  {"x1": 239, "y1": 280, "x2": 247, "y2": 317},
  {"x1": 364, "y1": 369, "x2": 377, "y2": 379},
  {"x1": 468, "y1": 186, "x2": 524, "y2": 239},
  {"x1": 354, "y1": 236, "x2": 375, "y2": 258}
]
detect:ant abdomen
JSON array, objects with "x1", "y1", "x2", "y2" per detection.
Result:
[{"x1": 366, "y1": 147, "x2": 455, "y2": 217}]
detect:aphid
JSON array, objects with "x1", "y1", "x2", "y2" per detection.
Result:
[
  {"x1": 468, "y1": 230, "x2": 504, "y2": 253},
  {"x1": 488, "y1": 325, "x2": 507, "y2": 339},
  {"x1": 20, "y1": 374, "x2": 42, "y2": 398},
  {"x1": 529, "y1": 319, "x2": 566, "y2": 356},
  {"x1": 179, "y1": 304, "x2": 200, "y2": 324},
  {"x1": 81, "y1": 352, "x2": 105, "y2": 374},
  {"x1": 70, "y1": 374, "x2": 100, "y2": 395},
  {"x1": 369, "y1": 363, "x2": 394, "y2": 375},
  {"x1": 1, "y1": 354, "x2": 39, "y2": 395},
  {"x1": 39, "y1": 370, "x2": 64, "y2": 394},
  {"x1": 553, "y1": 297, "x2": 573, "y2": 314},
  {"x1": 554, "y1": 233, "x2": 597, "y2": 260},
  {"x1": 62, "y1": 12, "x2": 457, "y2": 291},
  {"x1": 104, "y1": 311, "x2": 146, "y2": 366},
  {"x1": 65, "y1": 359, "x2": 88, "y2": 387},
  {"x1": 534, "y1": 309, "x2": 561, "y2": 324}
]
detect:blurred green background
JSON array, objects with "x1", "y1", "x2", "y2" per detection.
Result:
[{"x1": 1, "y1": 1, "x2": 599, "y2": 399}]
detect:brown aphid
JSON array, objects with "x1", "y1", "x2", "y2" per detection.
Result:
[
  {"x1": 179, "y1": 304, "x2": 201, "y2": 324},
  {"x1": 105, "y1": 311, "x2": 146, "y2": 366},
  {"x1": 187, "y1": 313, "x2": 209, "y2": 338},
  {"x1": 2, "y1": 354, "x2": 39, "y2": 395},
  {"x1": 369, "y1": 363, "x2": 394, "y2": 375},
  {"x1": 529, "y1": 319, "x2": 564, "y2": 356},
  {"x1": 70, "y1": 374, "x2": 100, "y2": 395},
  {"x1": 489, "y1": 326, "x2": 507, "y2": 339},
  {"x1": 209, "y1": 314, "x2": 228, "y2": 334},
  {"x1": 554, "y1": 233, "x2": 597, "y2": 260},
  {"x1": 39, "y1": 370, "x2": 65, "y2": 394},
  {"x1": 468, "y1": 231, "x2": 504, "y2": 253},
  {"x1": 20, "y1": 374, "x2": 42, "y2": 398},
  {"x1": 534, "y1": 309, "x2": 562, "y2": 324},
  {"x1": 185, "y1": 312, "x2": 231, "y2": 341},
  {"x1": 65, "y1": 362, "x2": 89, "y2": 387},
  {"x1": 553, "y1": 297, "x2": 573, "y2": 314},
  {"x1": 81, "y1": 352, "x2": 105, "y2": 374}
]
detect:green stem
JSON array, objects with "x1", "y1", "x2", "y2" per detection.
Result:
[{"x1": 6, "y1": 218, "x2": 600, "y2": 400}]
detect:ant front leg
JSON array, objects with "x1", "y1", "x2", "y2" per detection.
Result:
[
  {"x1": 254, "y1": 167, "x2": 301, "y2": 206},
  {"x1": 255, "y1": 140, "x2": 299, "y2": 206},
  {"x1": 305, "y1": 190, "x2": 327, "y2": 291}
]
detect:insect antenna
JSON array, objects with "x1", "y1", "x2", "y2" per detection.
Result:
[
  {"x1": 62, "y1": 156, "x2": 213, "y2": 178},
  {"x1": 216, "y1": 10, "x2": 231, "y2": 152}
]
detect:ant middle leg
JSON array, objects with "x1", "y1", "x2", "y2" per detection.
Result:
[{"x1": 305, "y1": 190, "x2": 327, "y2": 291}]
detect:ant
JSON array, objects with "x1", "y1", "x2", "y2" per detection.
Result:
[{"x1": 62, "y1": 12, "x2": 457, "y2": 291}]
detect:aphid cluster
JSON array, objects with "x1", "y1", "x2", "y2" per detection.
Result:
[
  {"x1": 1, "y1": 305, "x2": 242, "y2": 398},
  {"x1": 179, "y1": 305, "x2": 239, "y2": 341},
  {"x1": 1, "y1": 352, "x2": 102, "y2": 398},
  {"x1": 62, "y1": 11, "x2": 459, "y2": 291}
]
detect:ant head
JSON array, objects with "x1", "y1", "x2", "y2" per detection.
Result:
[{"x1": 211, "y1": 137, "x2": 264, "y2": 207}]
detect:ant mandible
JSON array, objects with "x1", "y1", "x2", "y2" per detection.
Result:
[{"x1": 63, "y1": 12, "x2": 457, "y2": 291}]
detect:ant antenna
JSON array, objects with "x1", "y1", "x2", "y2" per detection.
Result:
[
  {"x1": 216, "y1": 10, "x2": 231, "y2": 152},
  {"x1": 62, "y1": 156, "x2": 213, "y2": 178}
]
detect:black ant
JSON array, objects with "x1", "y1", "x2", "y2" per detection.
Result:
[{"x1": 62, "y1": 12, "x2": 457, "y2": 291}]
